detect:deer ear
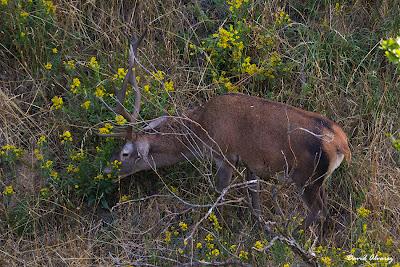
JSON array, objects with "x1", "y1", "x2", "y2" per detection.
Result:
[
  {"x1": 122, "y1": 141, "x2": 135, "y2": 154},
  {"x1": 143, "y1": 116, "x2": 168, "y2": 131}
]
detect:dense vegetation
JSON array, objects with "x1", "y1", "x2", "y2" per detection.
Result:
[{"x1": 0, "y1": 0, "x2": 399, "y2": 266}]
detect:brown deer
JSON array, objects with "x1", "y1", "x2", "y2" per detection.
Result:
[{"x1": 103, "y1": 33, "x2": 351, "y2": 229}]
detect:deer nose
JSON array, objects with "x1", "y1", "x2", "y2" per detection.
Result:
[{"x1": 121, "y1": 152, "x2": 130, "y2": 161}]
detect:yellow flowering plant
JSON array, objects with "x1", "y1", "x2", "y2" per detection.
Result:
[
  {"x1": 60, "y1": 130, "x2": 73, "y2": 144},
  {"x1": 194, "y1": 0, "x2": 288, "y2": 94},
  {"x1": 44, "y1": 62, "x2": 52, "y2": 70},
  {"x1": 3, "y1": 185, "x2": 15, "y2": 196},
  {"x1": 51, "y1": 96, "x2": 63, "y2": 110}
]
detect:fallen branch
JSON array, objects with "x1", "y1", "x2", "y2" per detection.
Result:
[{"x1": 184, "y1": 180, "x2": 258, "y2": 243}]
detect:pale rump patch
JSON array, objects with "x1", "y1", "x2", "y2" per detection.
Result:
[
  {"x1": 328, "y1": 153, "x2": 344, "y2": 175},
  {"x1": 321, "y1": 126, "x2": 347, "y2": 176}
]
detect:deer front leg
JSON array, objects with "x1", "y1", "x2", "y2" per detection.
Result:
[
  {"x1": 214, "y1": 158, "x2": 233, "y2": 193},
  {"x1": 246, "y1": 169, "x2": 261, "y2": 218}
]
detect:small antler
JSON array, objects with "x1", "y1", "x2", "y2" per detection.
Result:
[{"x1": 115, "y1": 30, "x2": 147, "y2": 124}]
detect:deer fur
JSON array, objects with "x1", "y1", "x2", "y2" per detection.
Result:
[{"x1": 103, "y1": 33, "x2": 351, "y2": 229}]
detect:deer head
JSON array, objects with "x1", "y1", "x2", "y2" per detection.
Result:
[
  {"x1": 101, "y1": 32, "x2": 149, "y2": 174},
  {"x1": 102, "y1": 31, "x2": 188, "y2": 177}
]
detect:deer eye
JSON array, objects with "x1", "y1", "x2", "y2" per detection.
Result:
[{"x1": 122, "y1": 152, "x2": 130, "y2": 158}]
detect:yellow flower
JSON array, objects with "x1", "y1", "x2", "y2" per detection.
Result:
[
  {"x1": 164, "y1": 80, "x2": 175, "y2": 92},
  {"x1": 320, "y1": 256, "x2": 332, "y2": 266},
  {"x1": 213, "y1": 25, "x2": 240, "y2": 49},
  {"x1": 81, "y1": 100, "x2": 91, "y2": 110},
  {"x1": 205, "y1": 233, "x2": 214, "y2": 242},
  {"x1": 52, "y1": 47, "x2": 58, "y2": 54},
  {"x1": 238, "y1": 250, "x2": 248, "y2": 260},
  {"x1": 254, "y1": 240, "x2": 264, "y2": 250},
  {"x1": 275, "y1": 10, "x2": 291, "y2": 26},
  {"x1": 334, "y1": 3, "x2": 342, "y2": 13},
  {"x1": 3, "y1": 185, "x2": 15, "y2": 196},
  {"x1": 227, "y1": 0, "x2": 249, "y2": 11},
  {"x1": 164, "y1": 230, "x2": 171, "y2": 243},
  {"x1": 37, "y1": 135, "x2": 47, "y2": 146},
  {"x1": 1, "y1": 0, "x2": 8, "y2": 6},
  {"x1": 189, "y1": 43, "x2": 196, "y2": 50},
  {"x1": 50, "y1": 170, "x2": 58, "y2": 179},
  {"x1": 95, "y1": 85, "x2": 105, "y2": 98},
  {"x1": 208, "y1": 212, "x2": 222, "y2": 231},
  {"x1": 114, "y1": 68, "x2": 127, "y2": 80},
  {"x1": 362, "y1": 223, "x2": 367, "y2": 232},
  {"x1": 40, "y1": 187, "x2": 50, "y2": 198},
  {"x1": 98, "y1": 123, "x2": 113, "y2": 135},
  {"x1": 51, "y1": 96, "x2": 63, "y2": 110},
  {"x1": 206, "y1": 243, "x2": 214, "y2": 249},
  {"x1": 105, "y1": 123, "x2": 113, "y2": 130},
  {"x1": 143, "y1": 84, "x2": 150, "y2": 93},
  {"x1": 42, "y1": 160, "x2": 53, "y2": 169},
  {"x1": 72, "y1": 78, "x2": 81, "y2": 86},
  {"x1": 0, "y1": 144, "x2": 22, "y2": 158},
  {"x1": 173, "y1": 230, "x2": 179, "y2": 236},
  {"x1": 20, "y1": 32, "x2": 26, "y2": 38},
  {"x1": 94, "y1": 174, "x2": 104, "y2": 181},
  {"x1": 152, "y1": 70, "x2": 165, "y2": 81},
  {"x1": 229, "y1": 244, "x2": 237, "y2": 252},
  {"x1": 115, "y1": 115, "x2": 127, "y2": 125},
  {"x1": 44, "y1": 0, "x2": 56, "y2": 14},
  {"x1": 357, "y1": 206, "x2": 371, "y2": 218},
  {"x1": 283, "y1": 264, "x2": 290, "y2": 267},
  {"x1": 60, "y1": 130, "x2": 72, "y2": 144},
  {"x1": 170, "y1": 186, "x2": 178, "y2": 193},
  {"x1": 224, "y1": 81, "x2": 237, "y2": 92},
  {"x1": 98, "y1": 127, "x2": 110, "y2": 134},
  {"x1": 386, "y1": 237, "x2": 393, "y2": 247},
  {"x1": 1, "y1": 144, "x2": 16, "y2": 151},
  {"x1": 88, "y1": 56, "x2": 99, "y2": 70},
  {"x1": 74, "y1": 184, "x2": 79, "y2": 189},
  {"x1": 44, "y1": 62, "x2": 52, "y2": 70},
  {"x1": 179, "y1": 221, "x2": 188, "y2": 231},
  {"x1": 233, "y1": 44, "x2": 244, "y2": 61},
  {"x1": 70, "y1": 150, "x2": 85, "y2": 161},
  {"x1": 242, "y1": 57, "x2": 259, "y2": 75},
  {"x1": 119, "y1": 195, "x2": 130, "y2": 202},
  {"x1": 64, "y1": 60, "x2": 75, "y2": 70},
  {"x1": 70, "y1": 77, "x2": 81, "y2": 94},
  {"x1": 177, "y1": 248, "x2": 184, "y2": 255},
  {"x1": 34, "y1": 148, "x2": 44, "y2": 161},
  {"x1": 66, "y1": 164, "x2": 79, "y2": 173},
  {"x1": 196, "y1": 242, "x2": 202, "y2": 249},
  {"x1": 112, "y1": 160, "x2": 122, "y2": 170},
  {"x1": 211, "y1": 248, "x2": 220, "y2": 257},
  {"x1": 315, "y1": 245, "x2": 324, "y2": 254},
  {"x1": 20, "y1": 11, "x2": 29, "y2": 18}
]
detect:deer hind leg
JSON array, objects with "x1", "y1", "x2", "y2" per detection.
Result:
[{"x1": 302, "y1": 181, "x2": 327, "y2": 229}]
